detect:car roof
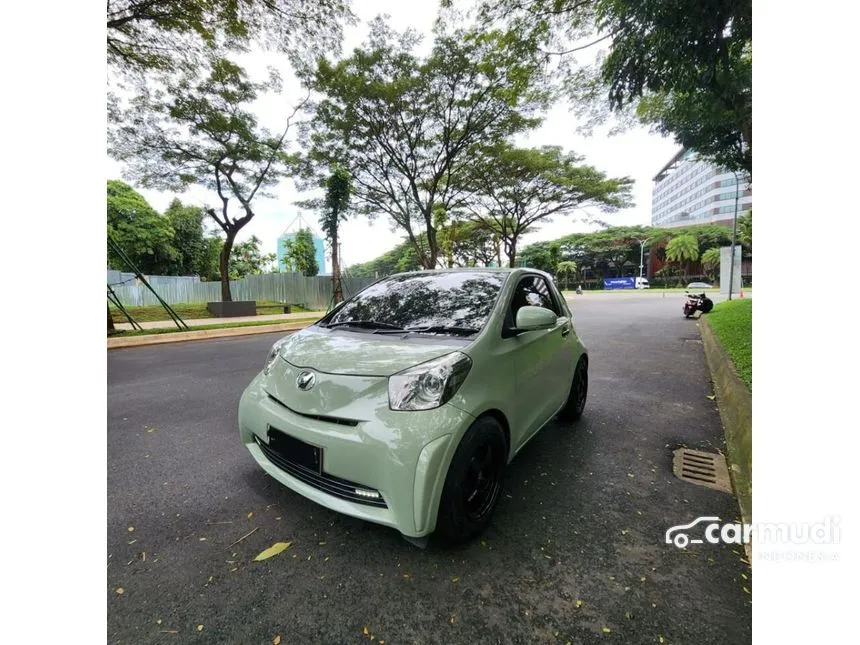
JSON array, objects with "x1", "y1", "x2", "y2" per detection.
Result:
[{"x1": 385, "y1": 267, "x2": 550, "y2": 280}]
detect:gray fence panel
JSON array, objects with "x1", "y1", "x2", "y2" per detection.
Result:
[{"x1": 109, "y1": 272, "x2": 377, "y2": 310}]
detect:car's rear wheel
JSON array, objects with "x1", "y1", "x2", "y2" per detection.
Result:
[
  {"x1": 558, "y1": 356, "x2": 588, "y2": 422},
  {"x1": 435, "y1": 417, "x2": 507, "y2": 544}
]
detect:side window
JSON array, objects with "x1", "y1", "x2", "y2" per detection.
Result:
[{"x1": 510, "y1": 276, "x2": 560, "y2": 320}]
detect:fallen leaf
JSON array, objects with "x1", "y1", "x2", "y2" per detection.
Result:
[
  {"x1": 706, "y1": 395, "x2": 716, "y2": 400},
  {"x1": 128, "y1": 540, "x2": 137, "y2": 545},
  {"x1": 319, "y1": 541, "x2": 327, "y2": 546},
  {"x1": 115, "y1": 587, "x2": 124, "y2": 595},
  {"x1": 197, "y1": 624, "x2": 204, "y2": 632},
  {"x1": 128, "y1": 526, "x2": 135, "y2": 532},
  {"x1": 640, "y1": 576, "x2": 647, "y2": 582},
  {"x1": 273, "y1": 636, "x2": 281, "y2": 645},
  {"x1": 253, "y1": 542, "x2": 292, "y2": 561},
  {"x1": 575, "y1": 600, "x2": 583, "y2": 608},
  {"x1": 450, "y1": 615, "x2": 456, "y2": 624},
  {"x1": 451, "y1": 577, "x2": 460, "y2": 583},
  {"x1": 247, "y1": 512, "x2": 254, "y2": 519},
  {"x1": 659, "y1": 636, "x2": 665, "y2": 643},
  {"x1": 743, "y1": 586, "x2": 751, "y2": 595},
  {"x1": 157, "y1": 619, "x2": 162, "y2": 625},
  {"x1": 602, "y1": 627, "x2": 611, "y2": 633},
  {"x1": 625, "y1": 611, "x2": 632, "y2": 619},
  {"x1": 199, "y1": 537, "x2": 207, "y2": 541},
  {"x1": 363, "y1": 626, "x2": 369, "y2": 635},
  {"x1": 621, "y1": 529, "x2": 629, "y2": 535}
]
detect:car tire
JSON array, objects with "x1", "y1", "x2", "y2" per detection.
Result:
[
  {"x1": 701, "y1": 297, "x2": 714, "y2": 313},
  {"x1": 434, "y1": 416, "x2": 507, "y2": 545},
  {"x1": 558, "y1": 356, "x2": 588, "y2": 422}
]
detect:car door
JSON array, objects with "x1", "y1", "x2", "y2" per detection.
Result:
[{"x1": 505, "y1": 275, "x2": 572, "y2": 451}]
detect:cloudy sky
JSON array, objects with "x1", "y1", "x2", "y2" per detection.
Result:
[{"x1": 106, "y1": 0, "x2": 679, "y2": 271}]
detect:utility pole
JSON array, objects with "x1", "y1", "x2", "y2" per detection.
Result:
[
  {"x1": 637, "y1": 239, "x2": 650, "y2": 278},
  {"x1": 728, "y1": 172, "x2": 742, "y2": 300}
]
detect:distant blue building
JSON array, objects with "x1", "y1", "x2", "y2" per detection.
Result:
[{"x1": 276, "y1": 214, "x2": 327, "y2": 274}]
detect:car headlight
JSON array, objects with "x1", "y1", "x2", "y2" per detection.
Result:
[
  {"x1": 263, "y1": 338, "x2": 289, "y2": 375},
  {"x1": 388, "y1": 352, "x2": 472, "y2": 411}
]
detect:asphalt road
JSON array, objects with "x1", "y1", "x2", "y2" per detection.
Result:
[{"x1": 107, "y1": 292, "x2": 751, "y2": 644}]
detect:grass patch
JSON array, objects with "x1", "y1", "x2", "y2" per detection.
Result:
[
  {"x1": 109, "y1": 316, "x2": 321, "y2": 337},
  {"x1": 706, "y1": 299, "x2": 752, "y2": 390},
  {"x1": 109, "y1": 300, "x2": 315, "y2": 323}
]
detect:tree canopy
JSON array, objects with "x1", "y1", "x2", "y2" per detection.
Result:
[
  {"x1": 229, "y1": 235, "x2": 276, "y2": 278},
  {"x1": 108, "y1": 58, "x2": 301, "y2": 300},
  {"x1": 474, "y1": 0, "x2": 752, "y2": 175},
  {"x1": 106, "y1": 0, "x2": 355, "y2": 77},
  {"x1": 303, "y1": 16, "x2": 549, "y2": 269},
  {"x1": 283, "y1": 228, "x2": 320, "y2": 276},
  {"x1": 107, "y1": 180, "x2": 178, "y2": 275},
  {"x1": 458, "y1": 143, "x2": 633, "y2": 266}
]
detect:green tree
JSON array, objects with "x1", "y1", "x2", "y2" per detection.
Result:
[
  {"x1": 460, "y1": 144, "x2": 633, "y2": 267},
  {"x1": 700, "y1": 247, "x2": 722, "y2": 282},
  {"x1": 556, "y1": 260, "x2": 578, "y2": 289},
  {"x1": 304, "y1": 17, "x2": 548, "y2": 269},
  {"x1": 164, "y1": 198, "x2": 211, "y2": 275},
  {"x1": 739, "y1": 212, "x2": 752, "y2": 249},
  {"x1": 283, "y1": 228, "x2": 319, "y2": 276},
  {"x1": 665, "y1": 234, "x2": 700, "y2": 277},
  {"x1": 109, "y1": 58, "x2": 301, "y2": 301},
  {"x1": 106, "y1": 0, "x2": 354, "y2": 77},
  {"x1": 229, "y1": 235, "x2": 276, "y2": 278},
  {"x1": 321, "y1": 167, "x2": 352, "y2": 303},
  {"x1": 476, "y1": 0, "x2": 751, "y2": 175},
  {"x1": 107, "y1": 180, "x2": 178, "y2": 274}
]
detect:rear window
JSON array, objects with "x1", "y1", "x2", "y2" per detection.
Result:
[{"x1": 326, "y1": 272, "x2": 508, "y2": 330}]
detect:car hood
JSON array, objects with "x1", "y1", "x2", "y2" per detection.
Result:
[{"x1": 274, "y1": 325, "x2": 469, "y2": 377}]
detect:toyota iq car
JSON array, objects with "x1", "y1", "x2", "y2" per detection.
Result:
[{"x1": 238, "y1": 268, "x2": 588, "y2": 544}]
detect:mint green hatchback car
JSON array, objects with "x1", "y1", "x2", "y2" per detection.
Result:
[{"x1": 238, "y1": 268, "x2": 588, "y2": 544}]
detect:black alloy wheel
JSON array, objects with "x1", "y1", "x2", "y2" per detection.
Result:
[
  {"x1": 559, "y1": 355, "x2": 588, "y2": 422},
  {"x1": 435, "y1": 417, "x2": 507, "y2": 544}
]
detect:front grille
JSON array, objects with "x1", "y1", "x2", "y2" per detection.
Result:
[
  {"x1": 267, "y1": 394, "x2": 359, "y2": 427},
  {"x1": 255, "y1": 435, "x2": 387, "y2": 508}
]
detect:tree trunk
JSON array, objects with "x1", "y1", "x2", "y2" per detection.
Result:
[
  {"x1": 107, "y1": 303, "x2": 115, "y2": 335},
  {"x1": 219, "y1": 232, "x2": 237, "y2": 302},
  {"x1": 332, "y1": 227, "x2": 343, "y2": 304},
  {"x1": 507, "y1": 235, "x2": 518, "y2": 268},
  {"x1": 425, "y1": 226, "x2": 438, "y2": 269}
]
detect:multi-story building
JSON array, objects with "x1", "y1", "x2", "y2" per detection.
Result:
[
  {"x1": 651, "y1": 149, "x2": 751, "y2": 229},
  {"x1": 276, "y1": 214, "x2": 327, "y2": 274}
]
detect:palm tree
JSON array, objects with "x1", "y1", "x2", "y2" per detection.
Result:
[
  {"x1": 665, "y1": 234, "x2": 699, "y2": 282},
  {"x1": 556, "y1": 260, "x2": 578, "y2": 290},
  {"x1": 701, "y1": 247, "x2": 722, "y2": 283}
]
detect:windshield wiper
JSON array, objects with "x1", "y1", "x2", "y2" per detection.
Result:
[
  {"x1": 404, "y1": 325, "x2": 479, "y2": 337},
  {"x1": 324, "y1": 320, "x2": 406, "y2": 332}
]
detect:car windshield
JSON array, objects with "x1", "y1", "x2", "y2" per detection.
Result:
[{"x1": 324, "y1": 272, "x2": 508, "y2": 333}]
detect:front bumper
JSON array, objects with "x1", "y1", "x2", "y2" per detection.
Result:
[{"x1": 238, "y1": 372, "x2": 476, "y2": 537}]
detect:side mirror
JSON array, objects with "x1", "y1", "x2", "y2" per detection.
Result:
[{"x1": 515, "y1": 305, "x2": 557, "y2": 331}]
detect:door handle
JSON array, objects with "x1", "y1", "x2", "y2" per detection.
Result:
[{"x1": 561, "y1": 326, "x2": 571, "y2": 337}]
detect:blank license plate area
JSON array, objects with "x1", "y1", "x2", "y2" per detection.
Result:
[{"x1": 267, "y1": 428, "x2": 322, "y2": 473}]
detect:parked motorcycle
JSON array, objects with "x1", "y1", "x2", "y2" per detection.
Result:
[{"x1": 683, "y1": 292, "x2": 714, "y2": 318}]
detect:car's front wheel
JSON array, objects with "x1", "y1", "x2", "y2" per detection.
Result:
[
  {"x1": 435, "y1": 416, "x2": 507, "y2": 544},
  {"x1": 558, "y1": 355, "x2": 588, "y2": 422}
]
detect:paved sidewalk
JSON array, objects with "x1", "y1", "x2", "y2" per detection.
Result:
[{"x1": 114, "y1": 310, "x2": 325, "y2": 331}]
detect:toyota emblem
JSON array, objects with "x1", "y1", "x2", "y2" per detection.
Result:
[{"x1": 296, "y1": 370, "x2": 316, "y2": 391}]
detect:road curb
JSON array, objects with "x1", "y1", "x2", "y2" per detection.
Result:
[
  {"x1": 699, "y1": 317, "x2": 753, "y2": 540},
  {"x1": 107, "y1": 322, "x2": 310, "y2": 349}
]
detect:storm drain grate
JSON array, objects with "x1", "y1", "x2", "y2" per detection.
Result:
[{"x1": 672, "y1": 448, "x2": 732, "y2": 494}]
